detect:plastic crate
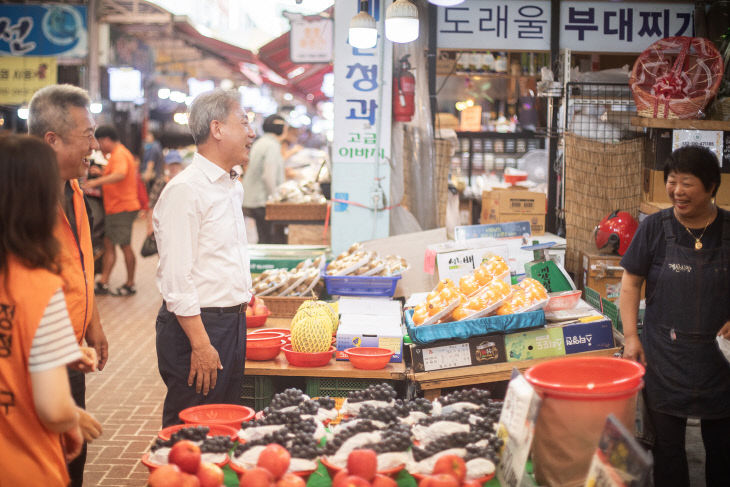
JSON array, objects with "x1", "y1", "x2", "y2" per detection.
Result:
[
  {"x1": 305, "y1": 377, "x2": 395, "y2": 398},
  {"x1": 584, "y1": 287, "x2": 603, "y2": 312},
  {"x1": 322, "y1": 271, "x2": 401, "y2": 297},
  {"x1": 240, "y1": 375, "x2": 274, "y2": 411}
]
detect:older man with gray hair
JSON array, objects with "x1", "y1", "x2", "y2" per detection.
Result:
[{"x1": 153, "y1": 89, "x2": 255, "y2": 426}]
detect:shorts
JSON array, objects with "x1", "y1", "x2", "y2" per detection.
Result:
[{"x1": 105, "y1": 210, "x2": 138, "y2": 245}]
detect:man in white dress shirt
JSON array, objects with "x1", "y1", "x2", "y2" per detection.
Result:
[{"x1": 153, "y1": 89, "x2": 255, "y2": 426}]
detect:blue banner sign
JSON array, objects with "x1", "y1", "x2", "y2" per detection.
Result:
[{"x1": 0, "y1": 5, "x2": 87, "y2": 57}]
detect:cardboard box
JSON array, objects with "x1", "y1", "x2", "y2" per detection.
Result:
[
  {"x1": 559, "y1": 319, "x2": 615, "y2": 355},
  {"x1": 287, "y1": 224, "x2": 330, "y2": 245},
  {"x1": 335, "y1": 297, "x2": 403, "y2": 363},
  {"x1": 409, "y1": 334, "x2": 507, "y2": 373},
  {"x1": 482, "y1": 189, "x2": 547, "y2": 215},
  {"x1": 579, "y1": 251, "x2": 645, "y2": 303},
  {"x1": 482, "y1": 212, "x2": 546, "y2": 236},
  {"x1": 504, "y1": 327, "x2": 565, "y2": 362}
]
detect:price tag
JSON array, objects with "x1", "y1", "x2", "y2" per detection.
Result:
[
  {"x1": 421, "y1": 343, "x2": 471, "y2": 371},
  {"x1": 497, "y1": 370, "x2": 542, "y2": 487}
]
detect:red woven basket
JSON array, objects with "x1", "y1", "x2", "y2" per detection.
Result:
[{"x1": 630, "y1": 36, "x2": 724, "y2": 119}]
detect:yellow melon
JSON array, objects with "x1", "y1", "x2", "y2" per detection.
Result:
[{"x1": 290, "y1": 312, "x2": 332, "y2": 353}]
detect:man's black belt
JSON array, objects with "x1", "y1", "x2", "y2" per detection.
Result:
[{"x1": 200, "y1": 303, "x2": 247, "y2": 314}]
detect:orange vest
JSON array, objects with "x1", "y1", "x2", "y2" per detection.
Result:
[
  {"x1": 0, "y1": 256, "x2": 70, "y2": 486},
  {"x1": 54, "y1": 180, "x2": 95, "y2": 344}
]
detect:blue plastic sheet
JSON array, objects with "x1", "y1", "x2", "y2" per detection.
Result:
[{"x1": 405, "y1": 308, "x2": 545, "y2": 345}]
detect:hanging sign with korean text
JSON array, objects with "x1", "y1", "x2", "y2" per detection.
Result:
[
  {"x1": 0, "y1": 56, "x2": 57, "y2": 104},
  {"x1": 0, "y1": 5, "x2": 87, "y2": 58},
  {"x1": 290, "y1": 17, "x2": 334, "y2": 63}
]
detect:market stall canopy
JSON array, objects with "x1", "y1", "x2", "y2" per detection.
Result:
[{"x1": 256, "y1": 7, "x2": 334, "y2": 103}]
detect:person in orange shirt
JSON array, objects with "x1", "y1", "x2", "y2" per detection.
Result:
[
  {"x1": 0, "y1": 134, "x2": 99, "y2": 486},
  {"x1": 85, "y1": 125, "x2": 141, "y2": 296},
  {"x1": 28, "y1": 84, "x2": 106, "y2": 487}
]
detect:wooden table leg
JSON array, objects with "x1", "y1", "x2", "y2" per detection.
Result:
[{"x1": 423, "y1": 389, "x2": 441, "y2": 401}]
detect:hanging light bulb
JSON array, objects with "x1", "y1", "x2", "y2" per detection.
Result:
[
  {"x1": 349, "y1": 0, "x2": 377, "y2": 49},
  {"x1": 428, "y1": 0, "x2": 465, "y2": 6},
  {"x1": 386, "y1": 0, "x2": 419, "y2": 43}
]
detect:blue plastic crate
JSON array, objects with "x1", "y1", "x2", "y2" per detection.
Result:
[{"x1": 322, "y1": 271, "x2": 401, "y2": 297}]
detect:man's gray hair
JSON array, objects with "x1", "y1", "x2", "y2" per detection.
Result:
[
  {"x1": 188, "y1": 89, "x2": 242, "y2": 145},
  {"x1": 28, "y1": 84, "x2": 91, "y2": 137}
]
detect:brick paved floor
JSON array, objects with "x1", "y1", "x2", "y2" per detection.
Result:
[{"x1": 84, "y1": 219, "x2": 166, "y2": 486}]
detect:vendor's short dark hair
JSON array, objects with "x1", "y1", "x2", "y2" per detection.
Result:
[
  {"x1": 664, "y1": 145, "x2": 721, "y2": 197},
  {"x1": 95, "y1": 125, "x2": 119, "y2": 141},
  {"x1": 262, "y1": 114, "x2": 286, "y2": 136}
]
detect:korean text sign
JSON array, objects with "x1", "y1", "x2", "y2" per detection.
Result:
[
  {"x1": 0, "y1": 56, "x2": 57, "y2": 104},
  {"x1": 0, "y1": 5, "x2": 87, "y2": 57}
]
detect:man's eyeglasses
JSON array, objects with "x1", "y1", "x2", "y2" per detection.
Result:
[{"x1": 65, "y1": 132, "x2": 97, "y2": 143}]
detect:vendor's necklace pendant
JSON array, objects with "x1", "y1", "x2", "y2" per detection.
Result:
[{"x1": 695, "y1": 240, "x2": 703, "y2": 250}]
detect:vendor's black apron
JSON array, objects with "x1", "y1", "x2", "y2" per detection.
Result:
[{"x1": 642, "y1": 208, "x2": 730, "y2": 418}]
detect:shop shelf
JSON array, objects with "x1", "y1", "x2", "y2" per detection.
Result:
[{"x1": 240, "y1": 375, "x2": 274, "y2": 411}]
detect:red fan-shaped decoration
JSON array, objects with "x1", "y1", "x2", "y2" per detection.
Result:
[{"x1": 630, "y1": 36, "x2": 724, "y2": 119}]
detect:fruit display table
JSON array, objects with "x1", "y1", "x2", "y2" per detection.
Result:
[
  {"x1": 410, "y1": 346, "x2": 621, "y2": 400},
  {"x1": 245, "y1": 356, "x2": 407, "y2": 380}
]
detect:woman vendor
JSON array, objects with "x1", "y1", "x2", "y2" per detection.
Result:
[{"x1": 619, "y1": 145, "x2": 730, "y2": 487}]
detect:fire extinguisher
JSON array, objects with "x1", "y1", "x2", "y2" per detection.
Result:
[{"x1": 393, "y1": 54, "x2": 415, "y2": 122}]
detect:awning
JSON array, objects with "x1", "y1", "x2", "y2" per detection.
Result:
[{"x1": 256, "y1": 7, "x2": 333, "y2": 103}]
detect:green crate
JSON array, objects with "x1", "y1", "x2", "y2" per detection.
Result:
[
  {"x1": 305, "y1": 377, "x2": 396, "y2": 398},
  {"x1": 584, "y1": 287, "x2": 602, "y2": 312},
  {"x1": 241, "y1": 375, "x2": 274, "y2": 411},
  {"x1": 601, "y1": 297, "x2": 622, "y2": 334}
]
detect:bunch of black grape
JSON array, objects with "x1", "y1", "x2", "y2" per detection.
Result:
[
  {"x1": 416, "y1": 410, "x2": 472, "y2": 427},
  {"x1": 411, "y1": 431, "x2": 471, "y2": 462},
  {"x1": 347, "y1": 383, "x2": 397, "y2": 403},
  {"x1": 392, "y1": 398, "x2": 432, "y2": 418},
  {"x1": 470, "y1": 401, "x2": 503, "y2": 424},
  {"x1": 200, "y1": 436, "x2": 235, "y2": 453},
  {"x1": 150, "y1": 426, "x2": 210, "y2": 452},
  {"x1": 437, "y1": 388, "x2": 491, "y2": 407},
  {"x1": 361, "y1": 423, "x2": 411, "y2": 454},
  {"x1": 464, "y1": 441, "x2": 502, "y2": 465},
  {"x1": 234, "y1": 428, "x2": 291, "y2": 456},
  {"x1": 270, "y1": 388, "x2": 307, "y2": 410},
  {"x1": 315, "y1": 397, "x2": 335, "y2": 410},
  {"x1": 287, "y1": 431, "x2": 321, "y2": 460},
  {"x1": 297, "y1": 399, "x2": 319, "y2": 416},
  {"x1": 323, "y1": 419, "x2": 381, "y2": 455},
  {"x1": 356, "y1": 404, "x2": 400, "y2": 424},
  {"x1": 241, "y1": 409, "x2": 298, "y2": 429}
]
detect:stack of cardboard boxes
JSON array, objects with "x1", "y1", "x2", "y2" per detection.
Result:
[{"x1": 479, "y1": 188, "x2": 547, "y2": 236}]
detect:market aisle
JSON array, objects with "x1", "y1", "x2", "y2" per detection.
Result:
[{"x1": 83, "y1": 218, "x2": 165, "y2": 486}]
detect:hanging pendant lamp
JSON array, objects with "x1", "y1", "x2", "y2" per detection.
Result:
[
  {"x1": 386, "y1": 0, "x2": 419, "y2": 43},
  {"x1": 349, "y1": 0, "x2": 378, "y2": 49}
]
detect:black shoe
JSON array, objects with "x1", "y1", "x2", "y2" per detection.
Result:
[
  {"x1": 94, "y1": 282, "x2": 111, "y2": 295},
  {"x1": 112, "y1": 284, "x2": 136, "y2": 296}
]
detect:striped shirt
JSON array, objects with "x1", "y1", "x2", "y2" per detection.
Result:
[{"x1": 28, "y1": 288, "x2": 82, "y2": 373}]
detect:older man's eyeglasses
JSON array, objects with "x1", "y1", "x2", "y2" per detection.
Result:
[{"x1": 65, "y1": 132, "x2": 97, "y2": 143}]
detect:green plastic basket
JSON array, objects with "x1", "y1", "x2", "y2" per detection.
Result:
[
  {"x1": 241, "y1": 375, "x2": 274, "y2": 411},
  {"x1": 305, "y1": 378, "x2": 395, "y2": 398},
  {"x1": 584, "y1": 287, "x2": 602, "y2": 312},
  {"x1": 601, "y1": 297, "x2": 622, "y2": 334}
]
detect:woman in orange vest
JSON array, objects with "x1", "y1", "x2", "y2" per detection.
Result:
[{"x1": 0, "y1": 135, "x2": 94, "y2": 486}]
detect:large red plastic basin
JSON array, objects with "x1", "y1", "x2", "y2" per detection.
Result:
[
  {"x1": 178, "y1": 404, "x2": 255, "y2": 429},
  {"x1": 524, "y1": 356, "x2": 645, "y2": 399}
]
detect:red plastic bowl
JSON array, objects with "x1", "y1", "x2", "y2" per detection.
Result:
[
  {"x1": 524, "y1": 356, "x2": 645, "y2": 399},
  {"x1": 229, "y1": 459, "x2": 316, "y2": 481},
  {"x1": 281, "y1": 344, "x2": 335, "y2": 367},
  {"x1": 247, "y1": 331, "x2": 285, "y2": 347},
  {"x1": 246, "y1": 310, "x2": 270, "y2": 328},
  {"x1": 157, "y1": 423, "x2": 239, "y2": 441},
  {"x1": 246, "y1": 339, "x2": 285, "y2": 361},
  {"x1": 544, "y1": 290, "x2": 582, "y2": 312},
  {"x1": 178, "y1": 404, "x2": 255, "y2": 429},
  {"x1": 141, "y1": 452, "x2": 229, "y2": 473},
  {"x1": 250, "y1": 328, "x2": 291, "y2": 343},
  {"x1": 320, "y1": 456, "x2": 404, "y2": 478},
  {"x1": 344, "y1": 347, "x2": 393, "y2": 370}
]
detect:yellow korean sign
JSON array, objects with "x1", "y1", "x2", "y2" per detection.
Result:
[{"x1": 0, "y1": 56, "x2": 57, "y2": 105}]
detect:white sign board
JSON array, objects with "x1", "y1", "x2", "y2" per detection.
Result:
[
  {"x1": 438, "y1": 0, "x2": 551, "y2": 51},
  {"x1": 290, "y1": 17, "x2": 333, "y2": 63},
  {"x1": 559, "y1": 2, "x2": 694, "y2": 53},
  {"x1": 436, "y1": 1, "x2": 694, "y2": 53},
  {"x1": 672, "y1": 130, "x2": 724, "y2": 167}
]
